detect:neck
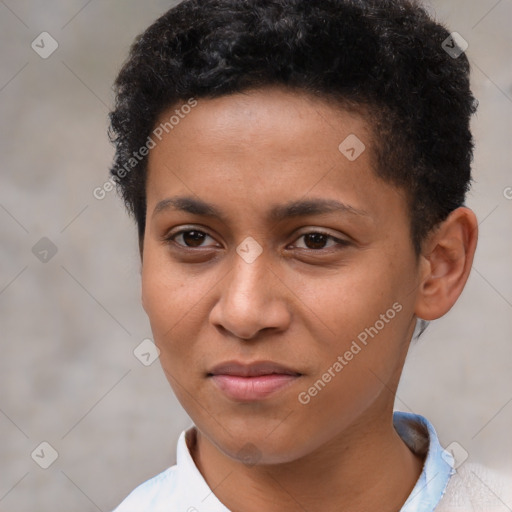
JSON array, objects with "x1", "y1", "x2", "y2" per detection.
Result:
[{"x1": 190, "y1": 410, "x2": 425, "y2": 512}]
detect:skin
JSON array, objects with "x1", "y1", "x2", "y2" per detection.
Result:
[{"x1": 141, "y1": 85, "x2": 478, "y2": 512}]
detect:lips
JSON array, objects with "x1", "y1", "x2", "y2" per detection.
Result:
[
  {"x1": 207, "y1": 360, "x2": 302, "y2": 378},
  {"x1": 207, "y1": 360, "x2": 302, "y2": 401}
]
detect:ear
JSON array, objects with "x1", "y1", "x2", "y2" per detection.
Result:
[{"x1": 415, "y1": 207, "x2": 478, "y2": 321}]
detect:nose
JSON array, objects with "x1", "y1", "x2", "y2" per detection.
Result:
[{"x1": 209, "y1": 249, "x2": 292, "y2": 341}]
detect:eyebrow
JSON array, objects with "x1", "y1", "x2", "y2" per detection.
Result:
[{"x1": 152, "y1": 196, "x2": 369, "y2": 222}]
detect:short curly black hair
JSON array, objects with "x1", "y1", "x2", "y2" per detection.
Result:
[{"x1": 108, "y1": 0, "x2": 477, "y2": 254}]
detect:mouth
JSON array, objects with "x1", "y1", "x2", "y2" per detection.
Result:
[{"x1": 207, "y1": 360, "x2": 303, "y2": 401}]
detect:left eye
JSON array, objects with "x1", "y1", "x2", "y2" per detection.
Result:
[{"x1": 293, "y1": 232, "x2": 347, "y2": 250}]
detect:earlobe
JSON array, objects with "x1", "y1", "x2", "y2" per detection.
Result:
[{"x1": 415, "y1": 207, "x2": 478, "y2": 321}]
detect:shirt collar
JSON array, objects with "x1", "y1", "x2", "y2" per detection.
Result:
[
  {"x1": 174, "y1": 425, "x2": 231, "y2": 511},
  {"x1": 173, "y1": 411, "x2": 454, "y2": 512},
  {"x1": 394, "y1": 411, "x2": 455, "y2": 512}
]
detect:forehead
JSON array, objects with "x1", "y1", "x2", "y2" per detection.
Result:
[
  {"x1": 145, "y1": 86, "x2": 406, "y2": 227},
  {"x1": 150, "y1": 87, "x2": 372, "y2": 160}
]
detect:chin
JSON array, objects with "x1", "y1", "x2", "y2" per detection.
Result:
[{"x1": 206, "y1": 422, "x2": 314, "y2": 466}]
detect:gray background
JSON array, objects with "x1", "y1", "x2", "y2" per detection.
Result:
[{"x1": 0, "y1": 1, "x2": 511, "y2": 511}]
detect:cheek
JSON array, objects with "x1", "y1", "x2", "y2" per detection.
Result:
[
  {"x1": 142, "y1": 241, "x2": 201, "y2": 314},
  {"x1": 293, "y1": 253, "x2": 415, "y2": 388},
  {"x1": 140, "y1": 248, "x2": 219, "y2": 366},
  {"x1": 141, "y1": 249, "x2": 191, "y2": 344},
  {"x1": 141, "y1": 254, "x2": 204, "y2": 401},
  {"x1": 292, "y1": 263, "x2": 403, "y2": 340}
]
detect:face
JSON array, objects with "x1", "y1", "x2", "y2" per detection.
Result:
[{"x1": 142, "y1": 86, "x2": 422, "y2": 465}]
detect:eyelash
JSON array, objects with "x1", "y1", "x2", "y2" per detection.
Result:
[{"x1": 163, "y1": 227, "x2": 350, "y2": 252}]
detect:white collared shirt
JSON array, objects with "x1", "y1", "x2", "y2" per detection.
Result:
[{"x1": 112, "y1": 411, "x2": 510, "y2": 511}]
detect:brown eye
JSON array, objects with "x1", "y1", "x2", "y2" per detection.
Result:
[
  {"x1": 181, "y1": 230, "x2": 206, "y2": 247},
  {"x1": 302, "y1": 233, "x2": 330, "y2": 250},
  {"x1": 293, "y1": 231, "x2": 349, "y2": 251},
  {"x1": 166, "y1": 229, "x2": 218, "y2": 248}
]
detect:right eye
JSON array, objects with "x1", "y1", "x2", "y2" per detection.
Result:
[{"x1": 164, "y1": 228, "x2": 220, "y2": 249}]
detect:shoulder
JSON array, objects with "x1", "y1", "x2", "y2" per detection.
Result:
[
  {"x1": 436, "y1": 462, "x2": 512, "y2": 511},
  {"x1": 112, "y1": 466, "x2": 178, "y2": 512}
]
